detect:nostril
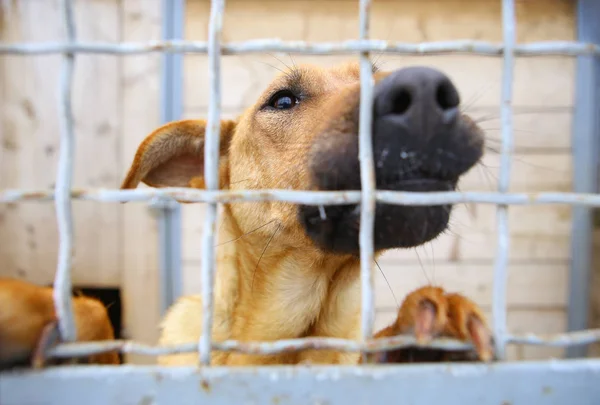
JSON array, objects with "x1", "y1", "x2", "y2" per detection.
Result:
[
  {"x1": 391, "y1": 89, "x2": 412, "y2": 115},
  {"x1": 435, "y1": 81, "x2": 460, "y2": 111}
]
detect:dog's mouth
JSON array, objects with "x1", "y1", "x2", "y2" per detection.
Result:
[
  {"x1": 298, "y1": 176, "x2": 456, "y2": 255},
  {"x1": 382, "y1": 177, "x2": 456, "y2": 191}
]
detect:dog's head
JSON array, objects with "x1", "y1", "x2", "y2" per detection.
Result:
[{"x1": 121, "y1": 62, "x2": 484, "y2": 256}]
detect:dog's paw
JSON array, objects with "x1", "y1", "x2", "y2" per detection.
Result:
[{"x1": 369, "y1": 286, "x2": 494, "y2": 364}]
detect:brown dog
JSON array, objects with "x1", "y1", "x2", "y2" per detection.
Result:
[
  {"x1": 0, "y1": 278, "x2": 120, "y2": 369},
  {"x1": 121, "y1": 61, "x2": 492, "y2": 366}
]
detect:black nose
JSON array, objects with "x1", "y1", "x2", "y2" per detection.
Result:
[{"x1": 373, "y1": 66, "x2": 460, "y2": 138}]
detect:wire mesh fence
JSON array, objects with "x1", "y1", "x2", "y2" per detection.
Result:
[{"x1": 1, "y1": 0, "x2": 600, "y2": 404}]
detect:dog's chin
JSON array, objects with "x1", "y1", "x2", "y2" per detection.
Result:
[{"x1": 299, "y1": 179, "x2": 455, "y2": 256}]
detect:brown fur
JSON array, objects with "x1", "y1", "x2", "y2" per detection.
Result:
[
  {"x1": 121, "y1": 61, "x2": 492, "y2": 366},
  {"x1": 0, "y1": 278, "x2": 119, "y2": 368}
]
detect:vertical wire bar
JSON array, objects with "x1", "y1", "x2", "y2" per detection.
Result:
[
  {"x1": 157, "y1": 0, "x2": 184, "y2": 315},
  {"x1": 492, "y1": 0, "x2": 516, "y2": 361},
  {"x1": 358, "y1": 0, "x2": 376, "y2": 356},
  {"x1": 199, "y1": 0, "x2": 225, "y2": 366},
  {"x1": 53, "y1": 0, "x2": 77, "y2": 342},
  {"x1": 567, "y1": 0, "x2": 600, "y2": 358}
]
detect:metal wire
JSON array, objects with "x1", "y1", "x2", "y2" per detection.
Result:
[
  {"x1": 47, "y1": 336, "x2": 474, "y2": 360},
  {"x1": 198, "y1": 0, "x2": 225, "y2": 366},
  {"x1": 358, "y1": 0, "x2": 376, "y2": 357},
  {"x1": 1, "y1": 39, "x2": 599, "y2": 56},
  {"x1": 492, "y1": 0, "x2": 516, "y2": 362},
  {"x1": 52, "y1": 0, "x2": 77, "y2": 343},
  {"x1": 1, "y1": 0, "x2": 599, "y2": 367},
  {"x1": 156, "y1": 0, "x2": 185, "y2": 317},
  {"x1": 42, "y1": 329, "x2": 600, "y2": 360},
  {"x1": 7, "y1": 188, "x2": 600, "y2": 207}
]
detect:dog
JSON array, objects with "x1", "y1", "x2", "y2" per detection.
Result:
[
  {"x1": 120, "y1": 61, "x2": 492, "y2": 366},
  {"x1": 0, "y1": 278, "x2": 119, "y2": 369}
]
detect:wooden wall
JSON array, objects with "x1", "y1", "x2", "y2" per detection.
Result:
[
  {"x1": 0, "y1": 0, "x2": 163, "y2": 364},
  {"x1": 180, "y1": 0, "x2": 577, "y2": 361},
  {"x1": 0, "y1": 0, "x2": 581, "y2": 362}
]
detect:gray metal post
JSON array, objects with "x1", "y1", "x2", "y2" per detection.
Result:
[
  {"x1": 567, "y1": 0, "x2": 600, "y2": 358},
  {"x1": 155, "y1": 0, "x2": 185, "y2": 315}
]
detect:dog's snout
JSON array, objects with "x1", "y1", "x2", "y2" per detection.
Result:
[
  {"x1": 300, "y1": 63, "x2": 485, "y2": 254},
  {"x1": 374, "y1": 66, "x2": 460, "y2": 133}
]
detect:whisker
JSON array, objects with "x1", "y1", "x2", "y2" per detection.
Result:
[
  {"x1": 414, "y1": 248, "x2": 431, "y2": 285},
  {"x1": 428, "y1": 242, "x2": 437, "y2": 286},
  {"x1": 268, "y1": 52, "x2": 293, "y2": 72},
  {"x1": 288, "y1": 53, "x2": 298, "y2": 71},
  {"x1": 375, "y1": 259, "x2": 399, "y2": 309},
  {"x1": 441, "y1": 224, "x2": 472, "y2": 244},
  {"x1": 481, "y1": 127, "x2": 536, "y2": 135},
  {"x1": 255, "y1": 60, "x2": 287, "y2": 75},
  {"x1": 461, "y1": 81, "x2": 497, "y2": 114},
  {"x1": 473, "y1": 108, "x2": 566, "y2": 125},
  {"x1": 480, "y1": 152, "x2": 568, "y2": 174},
  {"x1": 372, "y1": 19, "x2": 399, "y2": 70},
  {"x1": 485, "y1": 145, "x2": 502, "y2": 154},
  {"x1": 216, "y1": 219, "x2": 280, "y2": 247},
  {"x1": 251, "y1": 222, "x2": 282, "y2": 291},
  {"x1": 476, "y1": 162, "x2": 499, "y2": 189},
  {"x1": 230, "y1": 178, "x2": 251, "y2": 185}
]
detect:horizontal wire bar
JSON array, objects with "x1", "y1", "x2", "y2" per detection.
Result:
[
  {"x1": 509, "y1": 329, "x2": 600, "y2": 348},
  {"x1": 47, "y1": 336, "x2": 470, "y2": 359},
  {"x1": 4, "y1": 188, "x2": 600, "y2": 207},
  {"x1": 45, "y1": 329, "x2": 600, "y2": 360},
  {"x1": 0, "y1": 39, "x2": 599, "y2": 56}
]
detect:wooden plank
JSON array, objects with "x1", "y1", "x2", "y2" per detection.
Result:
[
  {"x1": 120, "y1": 0, "x2": 162, "y2": 365},
  {"x1": 185, "y1": 0, "x2": 574, "y2": 43},
  {"x1": 0, "y1": 0, "x2": 122, "y2": 287},
  {"x1": 0, "y1": 2, "x2": 63, "y2": 286},
  {"x1": 374, "y1": 308, "x2": 567, "y2": 361},
  {"x1": 470, "y1": 109, "x2": 572, "y2": 152},
  {"x1": 70, "y1": 0, "x2": 122, "y2": 287},
  {"x1": 371, "y1": 262, "x2": 568, "y2": 311},
  {"x1": 183, "y1": 56, "x2": 575, "y2": 114},
  {"x1": 378, "y1": 203, "x2": 572, "y2": 262},
  {"x1": 183, "y1": 1, "x2": 576, "y2": 151},
  {"x1": 461, "y1": 153, "x2": 572, "y2": 192},
  {"x1": 184, "y1": 0, "x2": 576, "y2": 112},
  {"x1": 379, "y1": 56, "x2": 575, "y2": 108}
]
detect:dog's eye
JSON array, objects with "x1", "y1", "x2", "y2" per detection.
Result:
[{"x1": 267, "y1": 90, "x2": 299, "y2": 110}]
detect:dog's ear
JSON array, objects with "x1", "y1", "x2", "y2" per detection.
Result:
[{"x1": 120, "y1": 119, "x2": 235, "y2": 189}]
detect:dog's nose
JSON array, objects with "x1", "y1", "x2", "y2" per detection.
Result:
[{"x1": 373, "y1": 66, "x2": 460, "y2": 138}]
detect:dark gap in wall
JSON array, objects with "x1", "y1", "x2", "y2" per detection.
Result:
[{"x1": 47, "y1": 285, "x2": 124, "y2": 364}]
